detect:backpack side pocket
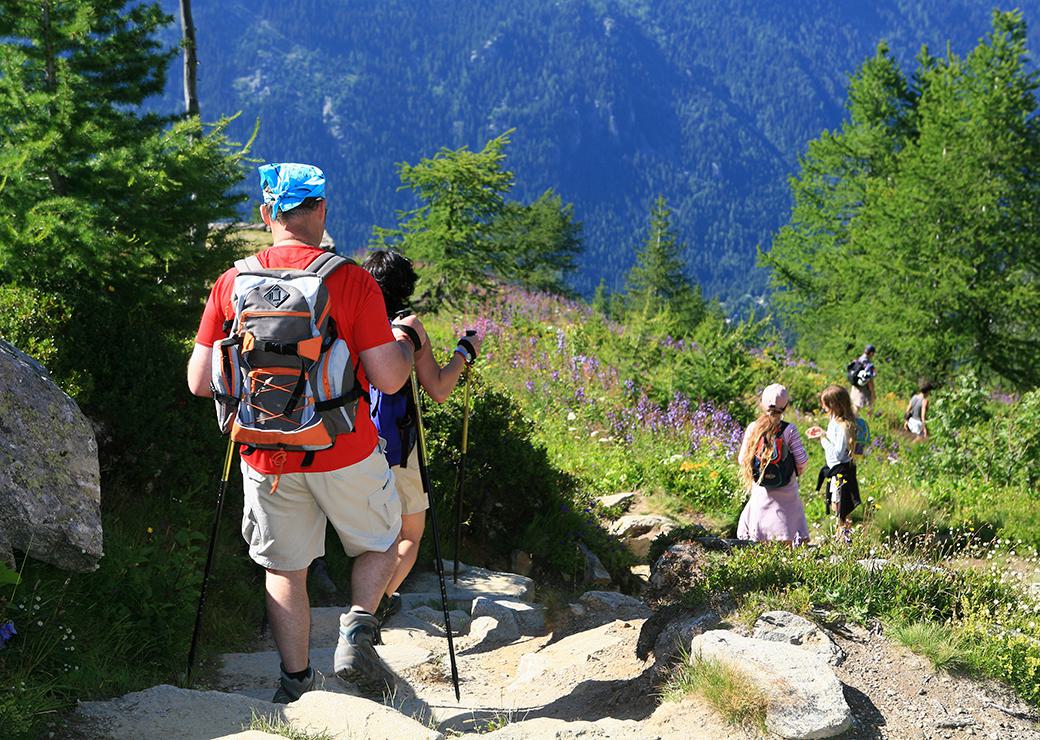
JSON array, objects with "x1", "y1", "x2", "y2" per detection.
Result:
[
  {"x1": 314, "y1": 338, "x2": 360, "y2": 437},
  {"x1": 211, "y1": 337, "x2": 242, "y2": 434}
]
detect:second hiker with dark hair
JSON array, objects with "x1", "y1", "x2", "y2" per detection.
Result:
[
  {"x1": 905, "y1": 382, "x2": 932, "y2": 439},
  {"x1": 361, "y1": 249, "x2": 484, "y2": 626}
]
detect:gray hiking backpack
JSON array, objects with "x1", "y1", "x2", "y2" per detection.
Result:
[{"x1": 209, "y1": 251, "x2": 363, "y2": 451}]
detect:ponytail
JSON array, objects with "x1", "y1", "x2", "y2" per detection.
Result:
[{"x1": 741, "y1": 411, "x2": 783, "y2": 489}]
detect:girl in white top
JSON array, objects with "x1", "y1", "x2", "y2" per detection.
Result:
[{"x1": 807, "y1": 385, "x2": 859, "y2": 541}]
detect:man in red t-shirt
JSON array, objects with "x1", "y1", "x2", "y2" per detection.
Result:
[{"x1": 187, "y1": 163, "x2": 426, "y2": 702}]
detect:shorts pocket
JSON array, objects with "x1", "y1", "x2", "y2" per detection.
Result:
[
  {"x1": 368, "y1": 478, "x2": 401, "y2": 531},
  {"x1": 242, "y1": 506, "x2": 262, "y2": 548}
]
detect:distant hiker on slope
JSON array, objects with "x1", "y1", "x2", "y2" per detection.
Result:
[
  {"x1": 362, "y1": 249, "x2": 483, "y2": 627},
  {"x1": 736, "y1": 384, "x2": 810, "y2": 545},
  {"x1": 187, "y1": 163, "x2": 424, "y2": 703},
  {"x1": 904, "y1": 382, "x2": 932, "y2": 439},
  {"x1": 846, "y1": 344, "x2": 877, "y2": 412},
  {"x1": 807, "y1": 384, "x2": 861, "y2": 543}
]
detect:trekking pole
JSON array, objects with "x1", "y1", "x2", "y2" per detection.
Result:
[
  {"x1": 410, "y1": 369, "x2": 461, "y2": 701},
  {"x1": 186, "y1": 436, "x2": 236, "y2": 686},
  {"x1": 452, "y1": 355, "x2": 474, "y2": 584}
]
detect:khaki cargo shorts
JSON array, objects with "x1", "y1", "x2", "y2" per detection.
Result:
[
  {"x1": 394, "y1": 445, "x2": 429, "y2": 515},
  {"x1": 240, "y1": 444, "x2": 402, "y2": 571}
]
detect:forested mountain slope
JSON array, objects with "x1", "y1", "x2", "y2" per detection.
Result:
[{"x1": 159, "y1": 0, "x2": 1040, "y2": 304}]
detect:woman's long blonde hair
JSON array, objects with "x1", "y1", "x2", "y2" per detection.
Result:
[
  {"x1": 740, "y1": 410, "x2": 784, "y2": 489},
  {"x1": 821, "y1": 384, "x2": 857, "y2": 457}
]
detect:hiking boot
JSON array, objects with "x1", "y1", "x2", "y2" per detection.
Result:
[
  {"x1": 375, "y1": 592, "x2": 402, "y2": 623},
  {"x1": 272, "y1": 664, "x2": 315, "y2": 704},
  {"x1": 372, "y1": 592, "x2": 402, "y2": 644},
  {"x1": 334, "y1": 610, "x2": 396, "y2": 695}
]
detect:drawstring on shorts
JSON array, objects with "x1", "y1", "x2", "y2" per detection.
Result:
[{"x1": 269, "y1": 450, "x2": 288, "y2": 495}]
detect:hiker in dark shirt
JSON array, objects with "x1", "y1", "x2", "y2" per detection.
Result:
[
  {"x1": 362, "y1": 249, "x2": 484, "y2": 625},
  {"x1": 848, "y1": 345, "x2": 877, "y2": 412},
  {"x1": 904, "y1": 382, "x2": 932, "y2": 439}
]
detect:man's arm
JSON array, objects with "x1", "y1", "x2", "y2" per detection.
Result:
[
  {"x1": 360, "y1": 341, "x2": 414, "y2": 393},
  {"x1": 187, "y1": 342, "x2": 214, "y2": 397}
]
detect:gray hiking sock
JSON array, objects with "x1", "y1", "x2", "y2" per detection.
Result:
[
  {"x1": 272, "y1": 663, "x2": 315, "y2": 704},
  {"x1": 335, "y1": 610, "x2": 396, "y2": 695}
]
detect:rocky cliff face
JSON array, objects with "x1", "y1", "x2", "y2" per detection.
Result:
[{"x1": 0, "y1": 340, "x2": 102, "y2": 572}]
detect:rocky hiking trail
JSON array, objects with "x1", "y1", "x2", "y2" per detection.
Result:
[{"x1": 68, "y1": 499, "x2": 1040, "y2": 739}]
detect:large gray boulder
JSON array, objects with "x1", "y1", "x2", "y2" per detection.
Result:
[
  {"x1": 753, "y1": 611, "x2": 845, "y2": 665},
  {"x1": 690, "y1": 630, "x2": 853, "y2": 739},
  {"x1": 578, "y1": 591, "x2": 652, "y2": 619},
  {"x1": 609, "y1": 514, "x2": 678, "y2": 558},
  {"x1": 0, "y1": 341, "x2": 101, "y2": 571}
]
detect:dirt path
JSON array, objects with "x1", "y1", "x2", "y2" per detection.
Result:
[{"x1": 67, "y1": 557, "x2": 1040, "y2": 740}]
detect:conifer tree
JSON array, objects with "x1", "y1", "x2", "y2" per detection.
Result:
[
  {"x1": 624, "y1": 196, "x2": 704, "y2": 332},
  {"x1": 766, "y1": 11, "x2": 1040, "y2": 387},
  {"x1": 372, "y1": 132, "x2": 515, "y2": 310},
  {"x1": 0, "y1": 0, "x2": 247, "y2": 466},
  {"x1": 490, "y1": 189, "x2": 582, "y2": 296}
]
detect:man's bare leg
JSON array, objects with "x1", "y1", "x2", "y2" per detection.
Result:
[
  {"x1": 266, "y1": 567, "x2": 310, "y2": 672},
  {"x1": 350, "y1": 535, "x2": 400, "y2": 613}
]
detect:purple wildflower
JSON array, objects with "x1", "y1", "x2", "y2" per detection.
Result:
[{"x1": 0, "y1": 620, "x2": 16, "y2": 649}]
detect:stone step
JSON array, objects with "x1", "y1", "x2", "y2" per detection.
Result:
[
  {"x1": 256, "y1": 606, "x2": 462, "y2": 651},
  {"x1": 405, "y1": 562, "x2": 535, "y2": 603},
  {"x1": 219, "y1": 645, "x2": 434, "y2": 695},
  {"x1": 76, "y1": 685, "x2": 442, "y2": 739}
]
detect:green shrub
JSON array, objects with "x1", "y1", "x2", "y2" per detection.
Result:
[
  {"x1": 0, "y1": 285, "x2": 77, "y2": 385},
  {"x1": 419, "y1": 379, "x2": 629, "y2": 578}
]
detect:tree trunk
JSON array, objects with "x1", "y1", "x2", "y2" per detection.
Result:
[{"x1": 179, "y1": 0, "x2": 200, "y2": 117}]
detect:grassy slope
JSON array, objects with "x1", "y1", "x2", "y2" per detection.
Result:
[
  {"x1": 423, "y1": 286, "x2": 1040, "y2": 708},
  {"x1": 1, "y1": 281, "x2": 1037, "y2": 739}
]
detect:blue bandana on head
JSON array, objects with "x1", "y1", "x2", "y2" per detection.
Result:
[{"x1": 258, "y1": 163, "x2": 326, "y2": 217}]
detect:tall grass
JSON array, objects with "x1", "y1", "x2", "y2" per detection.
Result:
[{"x1": 663, "y1": 655, "x2": 768, "y2": 732}]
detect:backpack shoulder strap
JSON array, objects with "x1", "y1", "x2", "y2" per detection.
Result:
[
  {"x1": 234, "y1": 255, "x2": 263, "y2": 274},
  {"x1": 306, "y1": 251, "x2": 354, "y2": 279}
]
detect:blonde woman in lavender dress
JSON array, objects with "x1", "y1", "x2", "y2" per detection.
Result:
[{"x1": 736, "y1": 384, "x2": 810, "y2": 545}]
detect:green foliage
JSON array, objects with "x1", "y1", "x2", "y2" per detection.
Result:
[
  {"x1": 767, "y1": 12, "x2": 1040, "y2": 389},
  {"x1": 669, "y1": 312, "x2": 760, "y2": 411},
  {"x1": 490, "y1": 189, "x2": 582, "y2": 296},
  {"x1": 419, "y1": 377, "x2": 628, "y2": 578},
  {"x1": 0, "y1": 285, "x2": 73, "y2": 374},
  {"x1": 624, "y1": 196, "x2": 704, "y2": 334},
  {"x1": 0, "y1": 0, "x2": 249, "y2": 495},
  {"x1": 373, "y1": 132, "x2": 515, "y2": 310},
  {"x1": 0, "y1": 563, "x2": 19, "y2": 587},
  {"x1": 889, "y1": 621, "x2": 968, "y2": 671},
  {"x1": 914, "y1": 377, "x2": 1040, "y2": 495}
]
